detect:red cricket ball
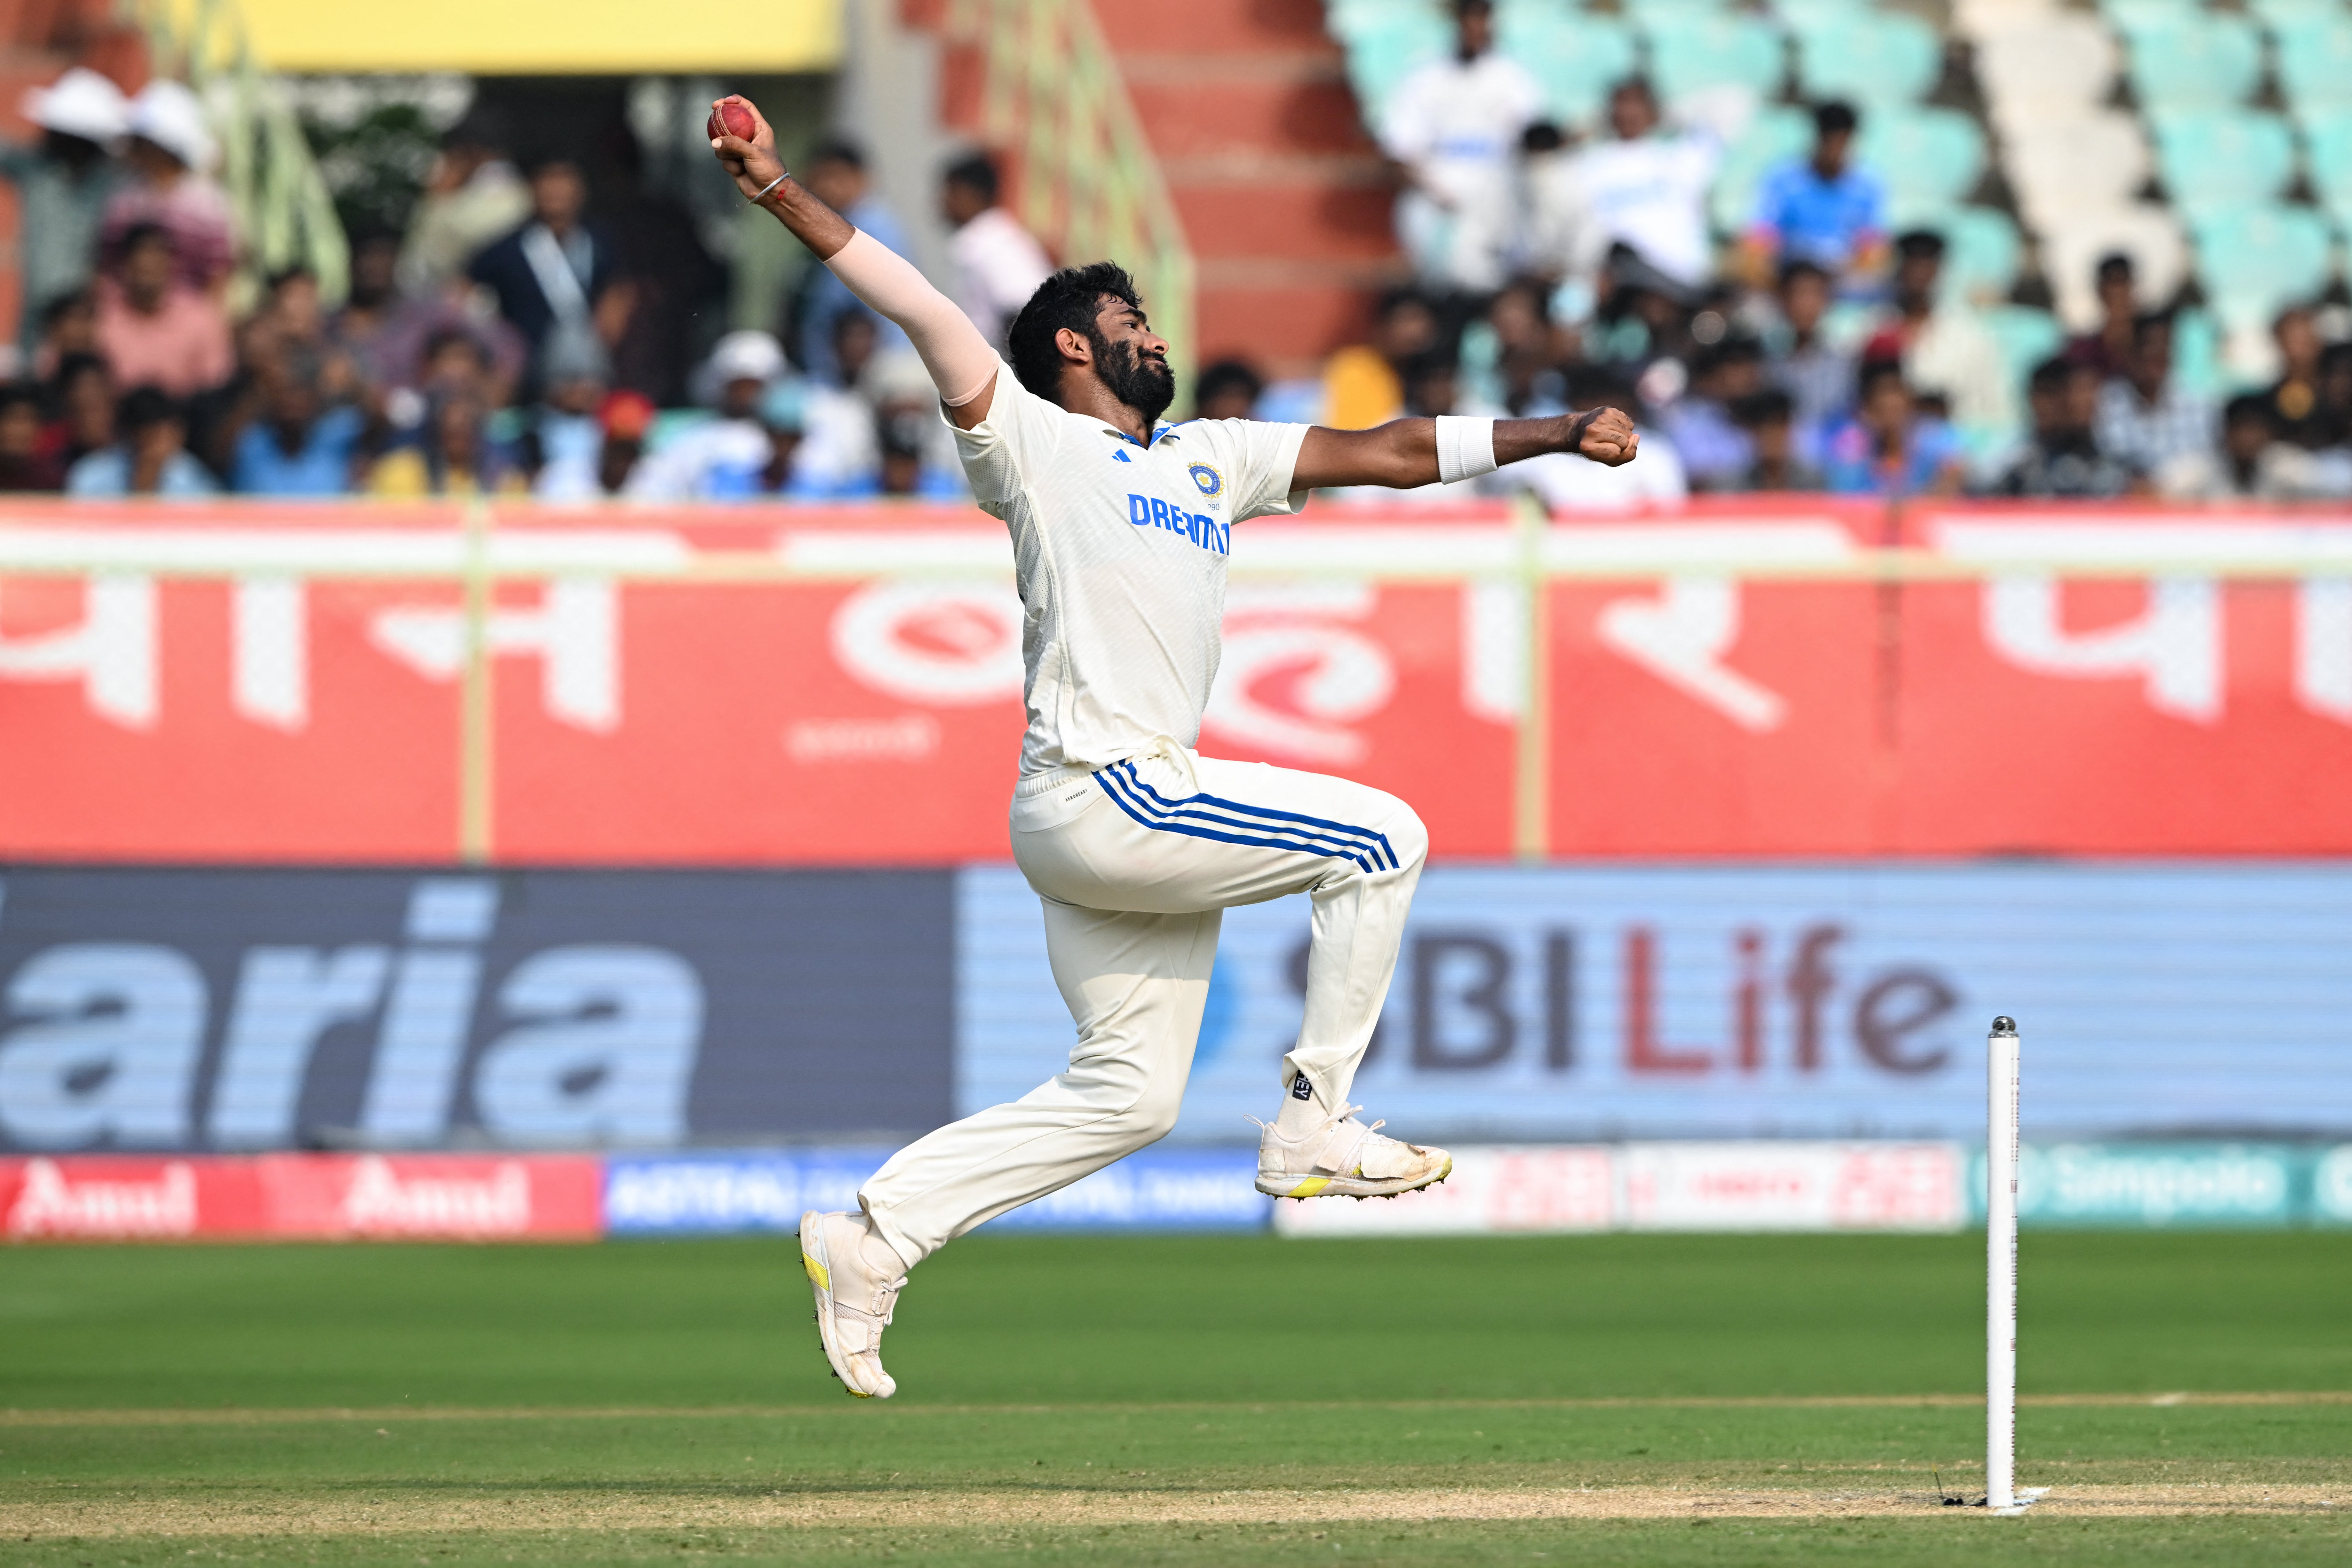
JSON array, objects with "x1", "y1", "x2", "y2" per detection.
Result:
[{"x1": 706, "y1": 99, "x2": 757, "y2": 143}]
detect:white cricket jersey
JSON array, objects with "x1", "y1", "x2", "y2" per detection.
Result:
[{"x1": 953, "y1": 355, "x2": 1311, "y2": 775}]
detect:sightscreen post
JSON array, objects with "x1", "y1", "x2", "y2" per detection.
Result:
[{"x1": 1987, "y1": 1014, "x2": 2020, "y2": 1510}]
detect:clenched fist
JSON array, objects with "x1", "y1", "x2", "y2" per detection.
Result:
[{"x1": 1573, "y1": 406, "x2": 1640, "y2": 467}]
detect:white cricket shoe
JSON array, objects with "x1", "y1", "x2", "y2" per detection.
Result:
[
  {"x1": 1253, "y1": 1104, "x2": 1453, "y2": 1200},
  {"x1": 798, "y1": 1210, "x2": 903, "y2": 1398}
]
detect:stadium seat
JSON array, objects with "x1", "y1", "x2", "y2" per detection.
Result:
[
  {"x1": 1794, "y1": 11, "x2": 1945, "y2": 109},
  {"x1": 2000, "y1": 111, "x2": 2152, "y2": 234},
  {"x1": 2190, "y1": 203, "x2": 2337, "y2": 331},
  {"x1": 2169, "y1": 304, "x2": 2229, "y2": 401},
  {"x1": 1336, "y1": 14, "x2": 1450, "y2": 126},
  {"x1": 1937, "y1": 205, "x2": 2026, "y2": 305},
  {"x1": 2127, "y1": 16, "x2": 2265, "y2": 114},
  {"x1": 1707, "y1": 104, "x2": 1813, "y2": 235},
  {"x1": 1972, "y1": 17, "x2": 2119, "y2": 115},
  {"x1": 2039, "y1": 202, "x2": 2189, "y2": 330},
  {"x1": 1639, "y1": 13, "x2": 1789, "y2": 107},
  {"x1": 2301, "y1": 109, "x2": 2352, "y2": 206},
  {"x1": 1772, "y1": 0, "x2": 1868, "y2": 30},
  {"x1": 2099, "y1": 0, "x2": 2201, "y2": 44},
  {"x1": 2272, "y1": 17, "x2": 2352, "y2": 114},
  {"x1": 2244, "y1": 0, "x2": 2341, "y2": 27},
  {"x1": 1979, "y1": 303, "x2": 2065, "y2": 395},
  {"x1": 2151, "y1": 110, "x2": 2297, "y2": 218},
  {"x1": 1503, "y1": 11, "x2": 1639, "y2": 128},
  {"x1": 1857, "y1": 105, "x2": 1988, "y2": 212}
]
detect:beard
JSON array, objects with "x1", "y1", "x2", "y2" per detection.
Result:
[{"x1": 1089, "y1": 330, "x2": 1176, "y2": 426}]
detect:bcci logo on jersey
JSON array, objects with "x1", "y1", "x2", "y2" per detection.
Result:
[{"x1": 1186, "y1": 463, "x2": 1223, "y2": 498}]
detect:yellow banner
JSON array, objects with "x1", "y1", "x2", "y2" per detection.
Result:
[{"x1": 230, "y1": 0, "x2": 842, "y2": 73}]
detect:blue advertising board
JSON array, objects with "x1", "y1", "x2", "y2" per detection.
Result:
[{"x1": 960, "y1": 863, "x2": 2352, "y2": 1145}]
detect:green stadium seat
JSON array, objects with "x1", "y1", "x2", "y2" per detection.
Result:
[
  {"x1": 1707, "y1": 104, "x2": 1813, "y2": 235},
  {"x1": 2188, "y1": 203, "x2": 2337, "y2": 333},
  {"x1": 1857, "y1": 105, "x2": 1987, "y2": 211},
  {"x1": 2245, "y1": 0, "x2": 2341, "y2": 27},
  {"x1": 1773, "y1": 0, "x2": 1869, "y2": 28},
  {"x1": 2170, "y1": 305, "x2": 2229, "y2": 402},
  {"x1": 2151, "y1": 110, "x2": 2297, "y2": 217},
  {"x1": 1338, "y1": 16, "x2": 1450, "y2": 125},
  {"x1": 1503, "y1": 12, "x2": 1639, "y2": 127},
  {"x1": 1639, "y1": 13, "x2": 1789, "y2": 105},
  {"x1": 2100, "y1": 0, "x2": 2201, "y2": 42},
  {"x1": 1980, "y1": 303, "x2": 2065, "y2": 392},
  {"x1": 2273, "y1": 18, "x2": 2352, "y2": 113},
  {"x1": 1939, "y1": 205, "x2": 2026, "y2": 305},
  {"x1": 2127, "y1": 16, "x2": 2265, "y2": 114},
  {"x1": 2301, "y1": 109, "x2": 2352, "y2": 205},
  {"x1": 1795, "y1": 12, "x2": 1945, "y2": 110}
]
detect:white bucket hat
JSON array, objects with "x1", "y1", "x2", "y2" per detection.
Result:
[
  {"x1": 127, "y1": 79, "x2": 216, "y2": 172},
  {"x1": 22, "y1": 67, "x2": 129, "y2": 144},
  {"x1": 707, "y1": 329, "x2": 787, "y2": 387}
]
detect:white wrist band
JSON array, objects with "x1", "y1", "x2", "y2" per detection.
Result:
[{"x1": 1435, "y1": 415, "x2": 1498, "y2": 483}]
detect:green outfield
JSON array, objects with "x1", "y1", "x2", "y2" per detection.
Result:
[{"x1": 5, "y1": 1231, "x2": 2349, "y2": 1565}]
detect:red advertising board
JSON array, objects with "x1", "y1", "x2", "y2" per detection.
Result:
[
  {"x1": 0, "y1": 1154, "x2": 603, "y2": 1240},
  {"x1": 3, "y1": 498, "x2": 2349, "y2": 861}
]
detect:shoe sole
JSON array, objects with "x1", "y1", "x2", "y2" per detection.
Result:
[
  {"x1": 798, "y1": 1211, "x2": 881, "y2": 1399},
  {"x1": 1256, "y1": 1153, "x2": 1453, "y2": 1201}
]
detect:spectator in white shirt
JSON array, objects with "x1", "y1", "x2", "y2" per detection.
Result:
[
  {"x1": 1378, "y1": 0, "x2": 1542, "y2": 294},
  {"x1": 939, "y1": 151, "x2": 1052, "y2": 351},
  {"x1": 1569, "y1": 78, "x2": 1721, "y2": 293}
]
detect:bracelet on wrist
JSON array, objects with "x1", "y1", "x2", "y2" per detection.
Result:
[{"x1": 748, "y1": 171, "x2": 789, "y2": 204}]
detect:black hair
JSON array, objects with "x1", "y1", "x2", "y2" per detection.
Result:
[
  {"x1": 267, "y1": 265, "x2": 316, "y2": 293},
  {"x1": 2027, "y1": 356, "x2": 2074, "y2": 398},
  {"x1": 522, "y1": 153, "x2": 582, "y2": 180},
  {"x1": 118, "y1": 221, "x2": 173, "y2": 256},
  {"x1": 0, "y1": 380, "x2": 41, "y2": 416},
  {"x1": 2223, "y1": 393, "x2": 2274, "y2": 428},
  {"x1": 1855, "y1": 357, "x2": 1907, "y2": 401},
  {"x1": 1610, "y1": 74, "x2": 1658, "y2": 105},
  {"x1": 116, "y1": 385, "x2": 181, "y2": 434},
  {"x1": 1007, "y1": 261, "x2": 1145, "y2": 399},
  {"x1": 1374, "y1": 285, "x2": 1432, "y2": 322},
  {"x1": 1813, "y1": 100, "x2": 1858, "y2": 137},
  {"x1": 807, "y1": 137, "x2": 867, "y2": 172},
  {"x1": 1195, "y1": 358, "x2": 1264, "y2": 409},
  {"x1": 1718, "y1": 335, "x2": 1765, "y2": 365},
  {"x1": 422, "y1": 326, "x2": 488, "y2": 365},
  {"x1": 2132, "y1": 308, "x2": 2175, "y2": 348},
  {"x1": 1453, "y1": 0, "x2": 1494, "y2": 15},
  {"x1": 444, "y1": 107, "x2": 510, "y2": 153},
  {"x1": 832, "y1": 305, "x2": 880, "y2": 346},
  {"x1": 943, "y1": 151, "x2": 1000, "y2": 203},
  {"x1": 2095, "y1": 251, "x2": 2136, "y2": 283},
  {"x1": 1521, "y1": 121, "x2": 1565, "y2": 154},
  {"x1": 1778, "y1": 257, "x2": 1830, "y2": 290},
  {"x1": 1731, "y1": 387, "x2": 1794, "y2": 427},
  {"x1": 1895, "y1": 229, "x2": 1946, "y2": 261},
  {"x1": 40, "y1": 290, "x2": 92, "y2": 329}
]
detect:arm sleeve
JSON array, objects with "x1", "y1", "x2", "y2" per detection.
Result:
[{"x1": 822, "y1": 229, "x2": 1000, "y2": 408}]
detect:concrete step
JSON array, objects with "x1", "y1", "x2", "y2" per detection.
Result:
[
  {"x1": 1093, "y1": 0, "x2": 1335, "y2": 54},
  {"x1": 1172, "y1": 176, "x2": 1395, "y2": 262},
  {"x1": 1126, "y1": 70, "x2": 1377, "y2": 160}
]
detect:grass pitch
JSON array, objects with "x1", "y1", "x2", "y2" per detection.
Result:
[{"x1": 3, "y1": 1231, "x2": 2349, "y2": 1564}]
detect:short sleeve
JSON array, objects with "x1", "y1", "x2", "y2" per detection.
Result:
[
  {"x1": 949, "y1": 354, "x2": 1065, "y2": 508},
  {"x1": 1188, "y1": 419, "x2": 1311, "y2": 522}
]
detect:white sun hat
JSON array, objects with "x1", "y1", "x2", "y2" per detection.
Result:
[
  {"x1": 22, "y1": 67, "x2": 130, "y2": 144},
  {"x1": 127, "y1": 79, "x2": 217, "y2": 172},
  {"x1": 707, "y1": 329, "x2": 787, "y2": 386}
]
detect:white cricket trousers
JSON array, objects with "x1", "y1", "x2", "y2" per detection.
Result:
[{"x1": 859, "y1": 741, "x2": 1427, "y2": 1270}]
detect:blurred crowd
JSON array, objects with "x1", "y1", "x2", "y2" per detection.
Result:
[
  {"x1": 1319, "y1": 0, "x2": 2352, "y2": 503},
  {"x1": 7, "y1": 38, "x2": 2349, "y2": 510},
  {"x1": 0, "y1": 70, "x2": 1053, "y2": 504}
]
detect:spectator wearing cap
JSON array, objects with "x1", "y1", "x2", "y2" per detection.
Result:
[
  {"x1": 0, "y1": 383, "x2": 65, "y2": 491},
  {"x1": 1821, "y1": 360, "x2": 1965, "y2": 497},
  {"x1": 231, "y1": 352, "x2": 364, "y2": 496},
  {"x1": 1566, "y1": 77, "x2": 1721, "y2": 295},
  {"x1": 65, "y1": 385, "x2": 214, "y2": 497},
  {"x1": 99, "y1": 80, "x2": 237, "y2": 296},
  {"x1": 1742, "y1": 101, "x2": 1887, "y2": 290},
  {"x1": 93, "y1": 224, "x2": 232, "y2": 397},
  {"x1": 941, "y1": 151, "x2": 1052, "y2": 351},
  {"x1": 790, "y1": 140, "x2": 915, "y2": 384},
  {"x1": 466, "y1": 157, "x2": 631, "y2": 389},
  {"x1": 590, "y1": 390, "x2": 658, "y2": 497},
  {"x1": 399, "y1": 109, "x2": 532, "y2": 299},
  {"x1": 2093, "y1": 312, "x2": 2215, "y2": 482},
  {"x1": 1996, "y1": 357, "x2": 2140, "y2": 498},
  {"x1": 2, "y1": 69, "x2": 129, "y2": 363},
  {"x1": 1864, "y1": 230, "x2": 2015, "y2": 447},
  {"x1": 516, "y1": 325, "x2": 611, "y2": 500},
  {"x1": 2157, "y1": 394, "x2": 2344, "y2": 500},
  {"x1": 626, "y1": 329, "x2": 798, "y2": 501},
  {"x1": 1378, "y1": 0, "x2": 1543, "y2": 294}
]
